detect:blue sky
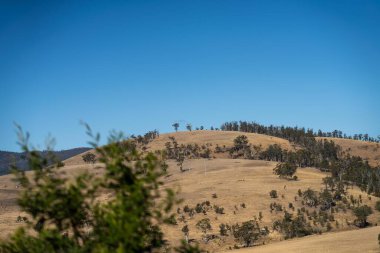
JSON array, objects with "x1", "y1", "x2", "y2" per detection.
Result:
[{"x1": 1, "y1": 0, "x2": 379, "y2": 151}]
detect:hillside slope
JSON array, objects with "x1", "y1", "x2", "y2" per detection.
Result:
[
  {"x1": 159, "y1": 158, "x2": 380, "y2": 251},
  {"x1": 147, "y1": 131, "x2": 380, "y2": 166},
  {"x1": 148, "y1": 130, "x2": 293, "y2": 151},
  {"x1": 0, "y1": 131, "x2": 379, "y2": 252},
  {"x1": 227, "y1": 226, "x2": 380, "y2": 253},
  {"x1": 64, "y1": 131, "x2": 380, "y2": 167},
  {"x1": 63, "y1": 130, "x2": 295, "y2": 165},
  {"x1": 317, "y1": 137, "x2": 380, "y2": 167}
]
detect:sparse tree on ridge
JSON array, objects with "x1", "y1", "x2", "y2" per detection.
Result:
[
  {"x1": 186, "y1": 124, "x2": 192, "y2": 132},
  {"x1": 82, "y1": 152, "x2": 96, "y2": 164},
  {"x1": 230, "y1": 135, "x2": 251, "y2": 158},
  {"x1": 233, "y1": 135, "x2": 249, "y2": 150},
  {"x1": 173, "y1": 122, "x2": 180, "y2": 132}
]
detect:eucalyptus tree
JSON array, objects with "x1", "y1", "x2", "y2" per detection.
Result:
[{"x1": 173, "y1": 122, "x2": 180, "y2": 132}]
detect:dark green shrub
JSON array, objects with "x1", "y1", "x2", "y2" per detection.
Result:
[
  {"x1": 219, "y1": 224, "x2": 230, "y2": 236},
  {"x1": 353, "y1": 205, "x2": 373, "y2": 228},
  {"x1": 273, "y1": 212, "x2": 315, "y2": 239},
  {"x1": 214, "y1": 205, "x2": 225, "y2": 214},
  {"x1": 184, "y1": 205, "x2": 191, "y2": 213},
  {"x1": 270, "y1": 190, "x2": 278, "y2": 198},
  {"x1": 232, "y1": 220, "x2": 261, "y2": 247},
  {"x1": 196, "y1": 218, "x2": 212, "y2": 234},
  {"x1": 195, "y1": 203, "x2": 203, "y2": 213},
  {"x1": 302, "y1": 188, "x2": 319, "y2": 207},
  {"x1": 273, "y1": 162, "x2": 297, "y2": 179},
  {"x1": 82, "y1": 152, "x2": 96, "y2": 164}
]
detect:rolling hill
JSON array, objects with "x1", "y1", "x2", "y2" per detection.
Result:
[
  {"x1": 0, "y1": 130, "x2": 379, "y2": 252},
  {"x1": 65, "y1": 130, "x2": 380, "y2": 167}
]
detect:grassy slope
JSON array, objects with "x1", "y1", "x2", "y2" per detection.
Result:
[
  {"x1": 0, "y1": 130, "x2": 379, "y2": 252},
  {"x1": 147, "y1": 130, "x2": 294, "y2": 151},
  {"x1": 160, "y1": 158, "x2": 379, "y2": 252},
  {"x1": 227, "y1": 225, "x2": 380, "y2": 253},
  {"x1": 64, "y1": 131, "x2": 380, "y2": 167}
]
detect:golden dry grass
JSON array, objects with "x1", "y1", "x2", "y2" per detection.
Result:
[
  {"x1": 151, "y1": 131, "x2": 380, "y2": 166},
  {"x1": 64, "y1": 131, "x2": 380, "y2": 167},
  {"x1": 160, "y1": 158, "x2": 380, "y2": 252},
  {"x1": 226, "y1": 225, "x2": 380, "y2": 253},
  {"x1": 0, "y1": 173, "x2": 24, "y2": 238},
  {"x1": 0, "y1": 157, "x2": 379, "y2": 252},
  {"x1": 0, "y1": 131, "x2": 379, "y2": 252},
  {"x1": 63, "y1": 130, "x2": 295, "y2": 164},
  {"x1": 148, "y1": 130, "x2": 293, "y2": 152}
]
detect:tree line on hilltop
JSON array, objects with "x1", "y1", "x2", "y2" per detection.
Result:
[{"x1": 220, "y1": 121, "x2": 380, "y2": 143}]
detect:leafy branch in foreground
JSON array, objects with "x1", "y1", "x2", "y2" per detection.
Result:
[{"x1": 0, "y1": 125, "x2": 202, "y2": 253}]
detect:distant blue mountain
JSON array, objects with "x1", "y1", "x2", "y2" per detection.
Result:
[{"x1": 0, "y1": 148, "x2": 91, "y2": 176}]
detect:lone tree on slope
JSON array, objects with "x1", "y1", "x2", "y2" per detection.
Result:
[
  {"x1": 232, "y1": 220, "x2": 261, "y2": 247},
  {"x1": 353, "y1": 205, "x2": 373, "y2": 228},
  {"x1": 273, "y1": 162, "x2": 297, "y2": 180}
]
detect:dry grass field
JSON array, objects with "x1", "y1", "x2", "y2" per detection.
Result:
[
  {"x1": 0, "y1": 130, "x2": 379, "y2": 252},
  {"x1": 160, "y1": 158, "x2": 380, "y2": 252},
  {"x1": 226, "y1": 225, "x2": 380, "y2": 253},
  {"x1": 148, "y1": 130, "x2": 294, "y2": 152},
  {"x1": 65, "y1": 131, "x2": 380, "y2": 166},
  {"x1": 150, "y1": 131, "x2": 380, "y2": 166},
  {"x1": 0, "y1": 173, "x2": 24, "y2": 238}
]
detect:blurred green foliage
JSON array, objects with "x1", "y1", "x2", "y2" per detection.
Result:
[{"x1": 0, "y1": 125, "x2": 202, "y2": 253}]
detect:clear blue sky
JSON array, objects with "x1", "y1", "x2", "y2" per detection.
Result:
[{"x1": 1, "y1": 0, "x2": 379, "y2": 151}]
